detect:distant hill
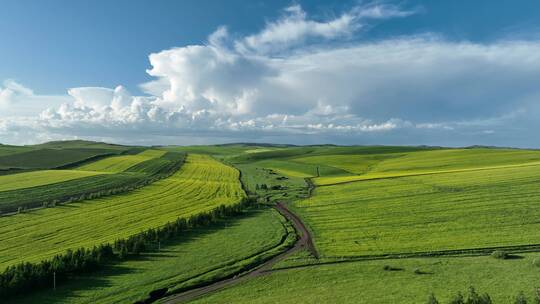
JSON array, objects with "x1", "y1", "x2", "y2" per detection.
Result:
[
  {"x1": 32, "y1": 140, "x2": 130, "y2": 150},
  {"x1": 0, "y1": 140, "x2": 137, "y2": 171},
  {"x1": 216, "y1": 142, "x2": 298, "y2": 148}
]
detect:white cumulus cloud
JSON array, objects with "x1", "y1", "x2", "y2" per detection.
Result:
[{"x1": 2, "y1": 3, "x2": 540, "y2": 147}]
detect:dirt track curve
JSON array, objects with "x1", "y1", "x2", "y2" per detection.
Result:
[{"x1": 162, "y1": 202, "x2": 318, "y2": 304}]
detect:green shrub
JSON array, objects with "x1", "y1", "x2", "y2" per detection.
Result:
[
  {"x1": 465, "y1": 286, "x2": 492, "y2": 304},
  {"x1": 533, "y1": 288, "x2": 540, "y2": 304},
  {"x1": 491, "y1": 250, "x2": 509, "y2": 259},
  {"x1": 450, "y1": 292, "x2": 465, "y2": 304},
  {"x1": 426, "y1": 293, "x2": 439, "y2": 304},
  {"x1": 515, "y1": 291, "x2": 528, "y2": 304}
]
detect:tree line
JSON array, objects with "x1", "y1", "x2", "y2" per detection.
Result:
[{"x1": 0, "y1": 197, "x2": 253, "y2": 298}]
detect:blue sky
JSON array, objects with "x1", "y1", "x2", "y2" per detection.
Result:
[
  {"x1": 3, "y1": 0, "x2": 539, "y2": 93},
  {"x1": 1, "y1": 1, "x2": 540, "y2": 147}
]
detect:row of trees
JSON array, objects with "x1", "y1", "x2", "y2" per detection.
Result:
[
  {"x1": 0, "y1": 197, "x2": 254, "y2": 298},
  {"x1": 427, "y1": 287, "x2": 540, "y2": 304},
  {"x1": 255, "y1": 184, "x2": 284, "y2": 191},
  {"x1": 0, "y1": 244, "x2": 115, "y2": 297}
]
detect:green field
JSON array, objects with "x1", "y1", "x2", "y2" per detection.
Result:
[
  {"x1": 192, "y1": 252, "x2": 540, "y2": 304},
  {"x1": 0, "y1": 144, "x2": 130, "y2": 170},
  {"x1": 0, "y1": 154, "x2": 244, "y2": 268},
  {"x1": 11, "y1": 209, "x2": 290, "y2": 304},
  {"x1": 294, "y1": 162, "x2": 540, "y2": 257},
  {"x1": 77, "y1": 149, "x2": 166, "y2": 172},
  {"x1": 182, "y1": 146, "x2": 540, "y2": 303},
  {"x1": 7, "y1": 143, "x2": 540, "y2": 303},
  {"x1": 0, "y1": 170, "x2": 106, "y2": 192},
  {"x1": 311, "y1": 148, "x2": 540, "y2": 185},
  {"x1": 294, "y1": 153, "x2": 402, "y2": 175},
  {"x1": 0, "y1": 151, "x2": 185, "y2": 213},
  {"x1": 0, "y1": 173, "x2": 142, "y2": 213}
]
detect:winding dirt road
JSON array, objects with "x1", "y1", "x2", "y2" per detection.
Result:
[{"x1": 162, "y1": 202, "x2": 317, "y2": 304}]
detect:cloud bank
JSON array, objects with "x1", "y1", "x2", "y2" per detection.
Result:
[{"x1": 2, "y1": 3, "x2": 540, "y2": 147}]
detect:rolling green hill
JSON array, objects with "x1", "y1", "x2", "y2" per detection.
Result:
[{"x1": 6, "y1": 143, "x2": 540, "y2": 303}]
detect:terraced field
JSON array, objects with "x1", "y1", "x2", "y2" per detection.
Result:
[
  {"x1": 294, "y1": 160, "x2": 540, "y2": 257},
  {"x1": 77, "y1": 149, "x2": 166, "y2": 172},
  {"x1": 0, "y1": 154, "x2": 245, "y2": 268}
]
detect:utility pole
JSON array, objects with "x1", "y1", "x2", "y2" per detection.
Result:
[{"x1": 53, "y1": 271, "x2": 56, "y2": 290}]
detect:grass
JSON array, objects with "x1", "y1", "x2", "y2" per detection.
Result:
[
  {"x1": 191, "y1": 252, "x2": 540, "y2": 304},
  {"x1": 294, "y1": 162, "x2": 540, "y2": 257},
  {"x1": 0, "y1": 170, "x2": 106, "y2": 192},
  {"x1": 230, "y1": 145, "x2": 434, "y2": 164},
  {"x1": 371, "y1": 148, "x2": 540, "y2": 174},
  {"x1": 10, "y1": 208, "x2": 288, "y2": 304},
  {"x1": 293, "y1": 153, "x2": 403, "y2": 175},
  {"x1": 255, "y1": 159, "x2": 349, "y2": 178},
  {"x1": 234, "y1": 162, "x2": 308, "y2": 203},
  {"x1": 77, "y1": 149, "x2": 166, "y2": 172},
  {"x1": 0, "y1": 173, "x2": 143, "y2": 213},
  {"x1": 7, "y1": 144, "x2": 540, "y2": 303},
  {"x1": 162, "y1": 144, "x2": 270, "y2": 159},
  {"x1": 0, "y1": 154, "x2": 244, "y2": 269}
]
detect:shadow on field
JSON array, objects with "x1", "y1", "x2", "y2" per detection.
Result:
[
  {"x1": 5, "y1": 264, "x2": 136, "y2": 304},
  {"x1": 7, "y1": 208, "x2": 268, "y2": 304}
]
